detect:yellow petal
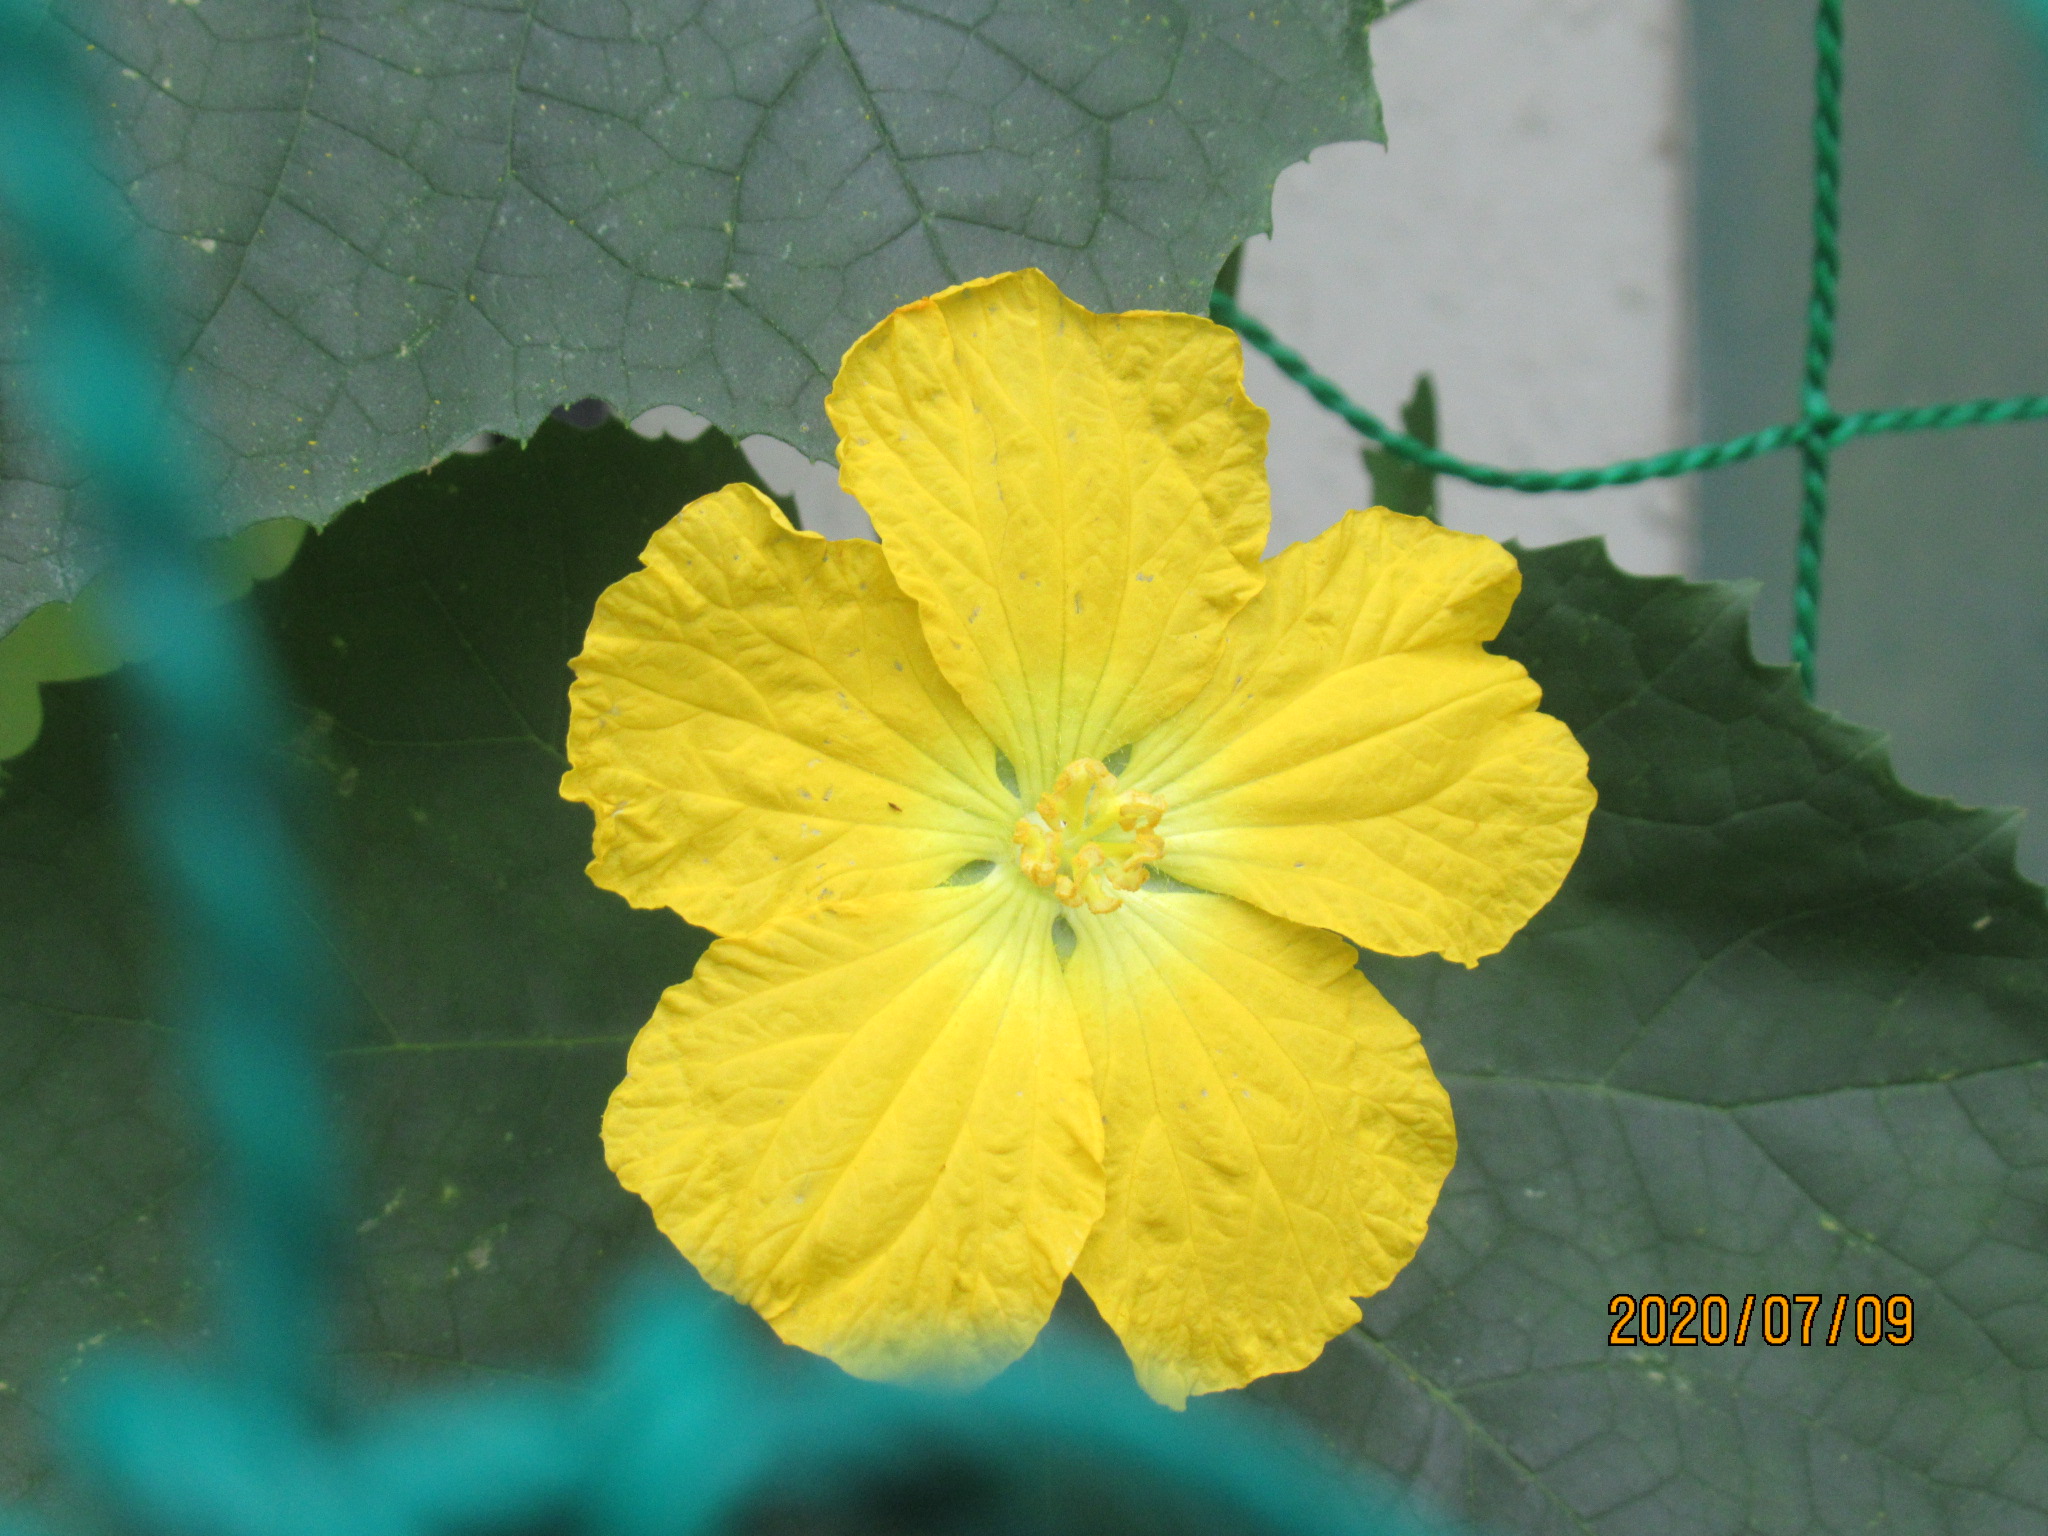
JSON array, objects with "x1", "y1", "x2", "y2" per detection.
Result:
[
  {"x1": 827, "y1": 269, "x2": 1268, "y2": 790},
  {"x1": 604, "y1": 881, "x2": 1104, "y2": 1385},
  {"x1": 1132, "y1": 508, "x2": 1594, "y2": 966},
  {"x1": 562, "y1": 484, "x2": 1013, "y2": 937},
  {"x1": 1066, "y1": 888, "x2": 1454, "y2": 1408}
]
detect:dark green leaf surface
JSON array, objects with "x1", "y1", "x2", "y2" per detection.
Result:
[
  {"x1": 1258, "y1": 540, "x2": 2048, "y2": 1536},
  {"x1": 0, "y1": 420, "x2": 734, "y2": 1496},
  {"x1": 0, "y1": 0, "x2": 1386, "y2": 637}
]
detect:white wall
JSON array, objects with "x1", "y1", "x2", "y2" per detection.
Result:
[
  {"x1": 1243, "y1": 0, "x2": 1694, "y2": 573},
  {"x1": 641, "y1": 0, "x2": 1696, "y2": 576}
]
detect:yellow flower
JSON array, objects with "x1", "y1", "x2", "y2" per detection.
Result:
[{"x1": 562, "y1": 270, "x2": 1595, "y2": 1409}]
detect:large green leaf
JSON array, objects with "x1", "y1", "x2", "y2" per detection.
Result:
[
  {"x1": 0, "y1": 419, "x2": 733, "y2": 1497},
  {"x1": 0, "y1": 0, "x2": 1386, "y2": 637},
  {"x1": 1258, "y1": 540, "x2": 2048, "y2": 1536}
]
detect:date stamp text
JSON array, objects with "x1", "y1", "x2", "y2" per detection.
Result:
[{"x1": 1608, "y1": 1293, "x2": 1913, "y2": 1346}]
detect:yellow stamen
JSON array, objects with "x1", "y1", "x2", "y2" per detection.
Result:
[{"x1": 1011, "y1": 758, "x2": 1167, "y2": 914}]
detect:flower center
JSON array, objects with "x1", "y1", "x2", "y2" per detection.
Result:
[{"x1": 1012, "y1": 758, "x2": 1167, "y2": 914}]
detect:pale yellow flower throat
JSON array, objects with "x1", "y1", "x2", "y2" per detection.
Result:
[{"x1": 1012, "y1": 758, "x2": 1167, "y2": 914}]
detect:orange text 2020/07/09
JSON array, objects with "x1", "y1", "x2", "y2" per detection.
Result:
[{"x1": 1608, "y1": 1293, "x2": 1914, "y2": 1347}]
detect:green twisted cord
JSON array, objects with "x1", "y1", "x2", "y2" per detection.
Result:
[
  {"x1": 1834, "y1": 395, "x2": 2048, "y2": 434},
  {"x1": 1212, "y1": 295, "x2": 1809, "y2": 487},
  {"x1": 1211, "y1": 292, "x2": 2048, "y2": 487},
  {"x1": 1221, "y1": 0, "x2": 2048, "y2": 700},
  {"x1": 1793, "y1": 0, "x2": 1846, "y2": 694}
]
